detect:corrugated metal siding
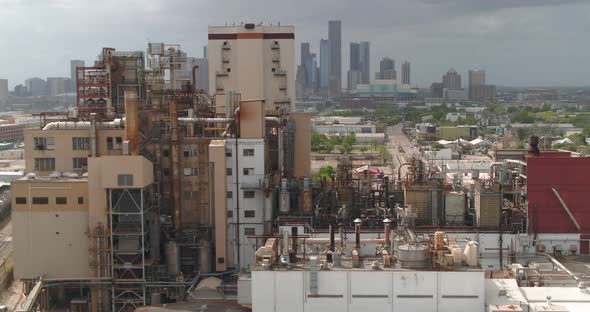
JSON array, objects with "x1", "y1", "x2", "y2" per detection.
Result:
[{"x1": 527, "y1": 154, "x2": 590, "y2": 233}]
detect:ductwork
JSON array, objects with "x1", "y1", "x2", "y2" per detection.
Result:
[{"x1": 42, "y1": 118, "x2": 125, "y2": 130}]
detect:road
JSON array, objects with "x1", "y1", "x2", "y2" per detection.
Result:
[{"x1": 387, "y1": 124, "x2": 421, "y2": 180}]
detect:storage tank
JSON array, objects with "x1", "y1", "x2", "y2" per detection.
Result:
[
  {"x1": 165, "y1": 241, "x2": 180, "y2": 276},
  {"x1": 397, "y1": 244, "x2": 429, "y2": 269},
  {"x1": 445, "y1": 191, "x2": 466, "y2": 225},
  {"x1": 279, "y1": 178, "x2": 290, "y2": 214},
  {"x1": 451, "y1": 244, "x2": 463, "y2": 265},
  {"x1": 463, "y1": 241, "x2": 478, "y2": 267}
]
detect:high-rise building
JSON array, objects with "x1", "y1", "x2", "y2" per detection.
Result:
[
  {"x1": 70, "y1": 60, "x2": 85, "y2": 92},
  {"x1": 378, "y1": 57, "x2": 396, "y2": 80},
  {"x1": 401, "y1": 61, "x2": 411, "y2": 85},
  {"x1": 0, "y1": 79, "x2": 8, "y2": 101},
  {"x1": 25, "y1": 77, "x2": 48, "y2": 96},
  {"x1": 13, "y1": 84, "x2": 27, "y2": 97},
  {"x1": 430, "y1": 82, "x2": 444, "y2": 98},
  {"x1": 359, "y1": 41, "x2": 370, "y2": 84},
  {"x1": 468, "y1": 70, "x2": 485, "y2": 87},
  {"x1": 47, "y1": 77, "x2": 70, "y2": 96},
  {"x1": 301, "y1": 42, "x2": 310, "y2": 70},
  {"x1": 208, "y1": 24, "x2": 295, "y2": 113},
  {"x1": 442, "y1": 69, "x2": 461, "y2": 90},
  {"x1": 328, "y1": 20, "x2": 341, "y2": 89},
  {"x1": 319, "y1": 39, "x2": 330, "y2": 88},
  {"x1": 348, "y1": 43, "x2": 361, "y2": 90},
  {"x1": 203, "y1": 45, "x2": 208, "y2": 59}
]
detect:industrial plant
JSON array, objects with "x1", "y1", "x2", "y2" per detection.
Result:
[{"x1": 7, "y1": 23, "x2": 590, "y2": 312}]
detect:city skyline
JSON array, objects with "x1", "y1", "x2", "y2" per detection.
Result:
[{"x1": 1, "y1": 0, "x2": 590, "y2": 88}]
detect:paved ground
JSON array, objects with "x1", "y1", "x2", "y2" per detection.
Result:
[{"x1": 387, "y1": 124, "x2": 421, "y2": 180}]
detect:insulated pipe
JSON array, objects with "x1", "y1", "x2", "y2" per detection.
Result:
[
  {"x1": 42, "y1": 119, "x2": 124, "y2": 130},
  {"x1": 540, "y1": 253, "x2": 581, "y2": 281},
  {"x1": 506, "y1": 159, "x2": 527, "y2": 167},
  {"x1": 170, "y1": 99, "x2": 182, "y2": 238},
  {"x1": 178, "y1": 117, "x2": 234, "y2": 123},
  {"x1": 90, "y1": 115, "x2": 97, "y2": 157},
  {"x1": 489, "y1": 162, "x2": 504, "y2": 180},
  {"x1": 551, "y1": 187, "x2": 581, "y2": 231},
  {"x1": 329, "y1": 225, "x2": 335, "y2": 252},
  {"x1": 192, "y1": 65, "x2": 199, "y2": 92},
  {"x1": 124, "y1": 90, "x2": 140, "y2": 155},
  {"x1": 355, "y1": 223, "x2": 361, "y2": 249}
]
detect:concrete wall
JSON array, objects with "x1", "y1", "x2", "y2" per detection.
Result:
[
  {"x1": 208, "y1": 25, "x2": 295, "y2": 113},
  {"x1": 291, "y1": 112, "x2": 311, "y2": 178},
  {"x1": 25, "y1": 128, "x2": 125, "y2": 174},
  {"x1": 252, "y1": 270, "x2": 485, "y2": 312},
  {"x1": 209, "y1": 140, "x2": 227, "y2": 271},
  {"x1": 12, "y1": 179, "x2": 91, "y2": 279},
  {"x1": 226, "y1": 139, "x2": 266, "y2": 270}
]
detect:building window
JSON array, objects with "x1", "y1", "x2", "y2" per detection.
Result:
[
  {"x1": 56, "y1": 197, "x2": 67, "y2": 205},
  {"x1": 162, "y1": 168, "x2": 171, "y2": 176},
  {"x1": 184, "y1": 191, "x2": 197, "y2": 200},
  {"x1": 243, "y1": 168, "x2": 254, "y2": 175},
  {"x1": 32, "y1": 197, "x2": 49, "y2": 205},
  {"x1": 34, "y1": 158, "x2": 55, "y2": 171},
  {"x1": 163, "y1": 149, "x2": 170, "y2": 157},
  {"x1": 226, "y1": 191, "x2": 232, "y2": 199},
  {"x1": 117, "y1": 174, "x2": 133, "y2": 186},
  {"x1": 33, "y1": 137, "x2": 55, "y2": 150},
  {"x1": 78, "y1": 196, "x2": 84, "y2": 204},
  {"x1": 107, "y1": 136, "x2": 123, "y2": 150},
  {"x1": 183, "y1": 168, "x2": 198, "y2": 176},
  {"x1": 245, "y1": 210, "x2": 255, "y2": 218},
  {"x1": 225, "y1": 149, "x2": 232, "y2": 157},
  {"x1": 72, "y1": 137, "x2": 90, "y2": 150},
  {"x1": 226, "y1": 68, "x2": 231, "y2": 73},
  {"x1": 226, "y1": 168, "x2": 232, "y2": 176},
  {"x1": 72, "y1": 157, "x2": 88, "y2": 170},
  {"x1": 15, "y1": 197, "x2": 26, "y2": 204},
  {"x1": 243, "y1": 149, "x2": 254, "y2": 156},
  {"x1": 243, "y1": 190, "x2": 255, "y2": 199},
  {"x1": 227, "y1": 211, "x2": 233, "y2": 218},
  {"x1": 183, "y1": 148, "x2": 198, "y2": 157},
  {"x1": 244, "y1": 228, "x2": 255, "y2": 236}
]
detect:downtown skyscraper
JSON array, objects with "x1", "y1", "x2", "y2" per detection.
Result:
[
  {"x1": 328, "y1": 20, "x2": 342, "y2": 95},
  {"x1": 401, "y1": 61, "x2": 411, "y2": 85},
  {"x1": 319, "y1": 39, "x2": 330, "y2": 88}
]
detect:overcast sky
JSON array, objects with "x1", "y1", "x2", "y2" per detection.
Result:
[{"x1": 1, "y1": 0, "x2": 589, "y2": 88}]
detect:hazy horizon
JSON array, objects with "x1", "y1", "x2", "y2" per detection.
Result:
[{"x1": 1, "y1": 0, "x2": 589, "y2": 89}]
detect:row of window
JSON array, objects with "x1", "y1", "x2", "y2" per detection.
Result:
[
  {"x1": 226, "y1": 168, "x2": 256, "y2": 176},
  {"x1": 226, "y1": 210, "x2": 256, "y2": 218},
  {"x1": 224, "y1": 148, "x2": 255, "y2": 157},
  {"x1": 226, "y1": 190, "x2": 255, "y2": 199},
  {"x1": 161, "y1": 168, "x2": 199, "y2": 177},
  {"x1": 33, "y1": 157, "x2": 88, "y2": 171},
  {"x1": 15, "y1": 196, "x2": 84, "y2": 205},
  {"x1": 161, "y1": 148, "x2": 199, "y2": 158},
  {"x1": 34, "y1": 137, "x2": 94, "y2": 151}
]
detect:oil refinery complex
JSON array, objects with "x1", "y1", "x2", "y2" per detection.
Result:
[{"x1": 8, "y1": 24, "x2": 590, "y2": 312}]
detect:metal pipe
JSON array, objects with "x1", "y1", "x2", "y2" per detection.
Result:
[
  {"x1": 170, "y1": 99, "x2": 181, "y2": 238},
  {"x1": 42, "y1": 119, "x2": 125, "y2": 130},
  {"x1": 178, "y1": 117, "x2": 233, "y2": 123},
  {"x1": 355, "y1": 224, "x2": 361, "y2": 249},
  {"x1": 385, "y1": 223, "x2": 391, "y2": 246},
  {"x1": 329, "y1": 225, "x2": 335, "y2": 251},
  {"x1": 292, "y1": 226, "x2": 298, "y2": 253},
  {"x1": 506, "y1": 159, "x2": 527, "y2": 167},
  {"x1": 192, "y1": 65, "x2": 199, "y2": 92},
  {"x1": 124, "y1": 90, "x2": 140, "y2": 155},
  {"x1": 90, "y1": 115, "x2": 97, "y2": 157},
  {"x1": 551, "y1": 187, "x2": 581, "y2": 231},
  {"x1": 540, "y1": 253, "x2": 581, "y2": 281}
]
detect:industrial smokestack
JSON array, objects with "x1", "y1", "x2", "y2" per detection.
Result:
[
  {"x1": 170, "y1": 99, "x2": 181, "y2": 238},
  {"x1": 124, "y1": 90, "x2": 140, "y2": 155}
]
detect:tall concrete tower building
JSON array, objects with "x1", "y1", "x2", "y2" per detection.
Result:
[
  {"x1": 328, "y1": 20, "x2": 342, "y2": 94},
  {"x1": 0, "y1": 79, "x2": 8, "y2": 101},
  {"x1": 208, "y1": 24, "x2": 295, "y2": 114},
  {"x1": 378, "y1": 57, "x2": 396, "y2": 80},
  {"x1": 442, "y1": 69, "x2": 462, "y2": 90},
  {"x1": 70, "y1": 60, "x2": 85, "y2": 92},
  {"x1": 468, "y1": 70, "x2": 485, "y2": 88},
  {"x1": 401, "y1": 61, "x2": 411, "y2": 85},
  {"x1": 359, "y1": 41, "x2": 370, "y2": 84},
  {"x1": 348, "y1": 43, "x2": 361, "y2": 90},
  {"x1": 319, "y1": 39, "x2": 330, "y2": 88}
]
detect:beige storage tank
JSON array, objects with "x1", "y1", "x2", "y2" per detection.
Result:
[
  {"x1": 464, "y1": 241, "x2": 478, "y2": 267},
  {"x1": 397, "y1": 244, "x2": 429, "y2": 269}
]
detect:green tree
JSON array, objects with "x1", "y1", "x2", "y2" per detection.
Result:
[{"x1": 313, "y1": 166, "x2": 336, "y2": 182}]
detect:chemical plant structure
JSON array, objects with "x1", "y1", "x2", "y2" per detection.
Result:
[{"x1": 10, "y1": 24, "x2": 590, "y2": 312}]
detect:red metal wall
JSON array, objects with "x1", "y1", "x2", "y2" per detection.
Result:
[{"x1": 527, "y1": 152, "x2": 590, "y2": 233}]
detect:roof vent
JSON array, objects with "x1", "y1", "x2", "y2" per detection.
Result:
[{"x1": 245, "y1": 23, "x2": 255, "y2": 29}]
